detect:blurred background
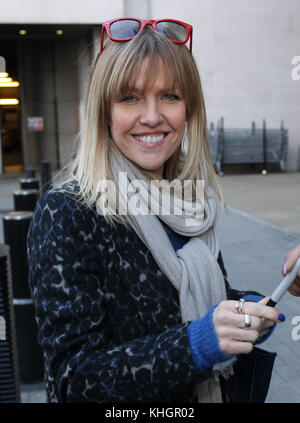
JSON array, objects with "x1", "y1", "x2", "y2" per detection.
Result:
[{"x1": 0, "y1": 0, "x2": 299, "y2": 174}]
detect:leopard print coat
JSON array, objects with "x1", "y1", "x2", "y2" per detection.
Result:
[{"x1": 27, "y1": 182, "x2": 254, "y2": 403}]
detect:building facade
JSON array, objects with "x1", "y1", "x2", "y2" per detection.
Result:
[{"x1": 0, "y1": 0, "x2": 299, "y2": 173}]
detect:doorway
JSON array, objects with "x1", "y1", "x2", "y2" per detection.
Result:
[{"x1": 0, "y1": 24, "x2": 96, "y2": 174}]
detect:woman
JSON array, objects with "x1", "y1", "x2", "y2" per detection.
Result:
[{"x1": 27, "y1": 18, "x2": 284, "y2": 403}]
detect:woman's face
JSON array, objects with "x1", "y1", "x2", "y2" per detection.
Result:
[{"x1": 110, "y1": 58, "x2": 186, "y2": 178}]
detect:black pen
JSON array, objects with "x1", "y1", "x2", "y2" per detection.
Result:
[{"x1": 266, "y1": 258, "x2": 300, "y2": 307}]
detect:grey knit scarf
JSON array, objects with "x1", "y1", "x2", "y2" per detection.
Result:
[{"x1": 108, "y1": 149, "x2": 234, "y2": 402}]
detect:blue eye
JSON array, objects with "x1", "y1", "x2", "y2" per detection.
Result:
[
  {"x1": 163, "y1": 93, "x2": 180, "y2": 101},
  {"x1": 121, "y1": 95, "x2": 138, "y2": 103}
]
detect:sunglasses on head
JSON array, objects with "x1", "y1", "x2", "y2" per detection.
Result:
[{"x1": 99, "y1": 18, "x2": 193, "y2": 55}]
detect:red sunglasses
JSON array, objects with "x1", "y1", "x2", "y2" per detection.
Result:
[{"x1": 99, "y1": 18, "x2": 193, "y2": 55}]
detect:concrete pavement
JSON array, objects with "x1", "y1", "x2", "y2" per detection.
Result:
[
  {"x1": 1, "y1": 170, "x2": 300, "y2": 403},
  {"x1": 216, "y1": 207, "x2": 300, "y2": 403},
  {"x1": 217, "y1": 171, "x2": 300, "y2": 403},
  {"x1": 218, "y1": 172, "x2": 300, "y2": 236}
]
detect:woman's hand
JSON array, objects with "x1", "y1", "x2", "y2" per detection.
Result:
[
  {"x1": 212, "y1": 297, "x2": 284, "y2": 356},
  {"x1": 283, "y1": 244, "x2": 300, "y2": 296}
]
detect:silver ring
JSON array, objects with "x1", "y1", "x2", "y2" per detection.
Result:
[
  {"x1": 244, "y1": 314, "x2": 252, "y2": 328},
  {"x1": 235, "y1": 299, "x2": 245, "y2": 314}
]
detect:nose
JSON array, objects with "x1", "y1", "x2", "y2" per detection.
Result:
[{"x1": 139, "y1": 99, "x2": 163, "y2": 127}]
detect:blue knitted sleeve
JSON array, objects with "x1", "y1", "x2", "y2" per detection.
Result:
[{"x1": 187, "y1": 305, "x2": 233, "y2": 372}]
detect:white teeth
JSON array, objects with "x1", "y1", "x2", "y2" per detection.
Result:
[{"x1": 134, "y1": 134, "x2": 165, "y2": 143}]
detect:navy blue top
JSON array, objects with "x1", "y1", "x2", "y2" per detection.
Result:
[{"x1": 160, "y1": 220, "x2": 189, "y2": 251}]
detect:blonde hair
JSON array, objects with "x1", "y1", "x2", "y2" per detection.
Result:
[{"x1": 55, "y1": 27, "x2": 224, "y2": 227}]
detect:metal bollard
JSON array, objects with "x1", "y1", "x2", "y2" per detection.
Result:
[
  {"x1": 262, "y1": 119, "x2": 268, "y2": 175},
  {"x1": 13, "y1": 189, "x2": 39, "y2": 212},
  {"x1": 3, "y1": 212, "x2": 33, "y2": 299},
  {"x1": 3, "y1": 212, "x2": 44, "y2": 383},
  {"x1": 20, "y1": 178, "x2": 40, "y2": 191},
  {"x1": 40, "y1": 160, "x2": 52, "y2": 195},
  {"x1": 20, "y1": 167, "x2": 40, "y2": 190},
  {"x1": 25, "y1": 167, "x2": 36, "y2": 179},
  {"x1": 0, "y1": 244, "x2": 21, "y2": 402}
]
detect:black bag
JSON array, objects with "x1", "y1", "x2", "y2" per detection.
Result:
[{"x1": 231, "y1": 347, "x2": 277, "y2": 403}]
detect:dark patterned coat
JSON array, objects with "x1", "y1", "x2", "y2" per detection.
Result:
[{"x1": 27, "y1": 182, "x2": 252, "y2": 403}]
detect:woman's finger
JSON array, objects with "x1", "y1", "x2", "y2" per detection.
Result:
[
  {"x1": 258, "y1": 296, "x2": 270, "y2": 305},
  {"x1": 213, "y1": 303, "x2": 262, "y2": 331},
  {"x1": 283, "y1": 245, "x2": 300, "y2": 277},
  {"x1": 218, "y1": 326, "x2": 259, "y2": 343},
  {"x1": 218, "y1": 339, "x2": 254, "y2": 355},
  {"x1": 238, "y1": 300, "x2": 284, "y2": 323},
  {"x1": 237, "y1": 314, "x2": 261, "y2": 331}
]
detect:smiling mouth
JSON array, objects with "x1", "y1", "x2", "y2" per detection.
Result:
[{"x1": 133, "y1": 133, "x2": 167, "y2": 144}]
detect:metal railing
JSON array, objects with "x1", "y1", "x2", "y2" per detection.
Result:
[{"x1": 208, "y1": 119, "x2": 288, "y2": 175}]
